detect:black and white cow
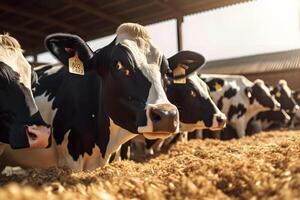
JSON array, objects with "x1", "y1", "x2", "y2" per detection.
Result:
[
  {"x1": 166, "y1": 68, "x2": 227, "y2": 132},
  {"x1": 246, "y1": 110, "x2": 290, "y2": 135},
  {"x1": 0, "y1": 34, "x2": 51, "y2": 159},
  {"x1": 1, "y1": 23, "x2": 206, "y2": 170},
  {"x1": 200, "y1": 74, "x2": 281, "y2": 139},
  {"x1": 247, "y1": 80, "x2": 298, "y2": 134},
  {"x1": 290, "y1": 89, "x2": 300, "y2": 126}
]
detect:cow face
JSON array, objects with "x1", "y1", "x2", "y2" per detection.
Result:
[
  {"x1": 45, "y1": 23, "x2": 203, "y2": 139},
  {"x1": 0, "y1": 34, "x2": 51, "y2": 149},
  {"x1": 167, "y1": 68, "x2": 226, "y2": 132},
  {"x1": 270, "y1": 80, "x2": 299, "y2": 113},
  {"x1": 246, "y1": 79, "x2": 280, "y2": 111}
]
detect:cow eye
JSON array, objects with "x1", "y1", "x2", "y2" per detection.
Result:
[
  {"x1": 190, "y1": 90, "x2": 197, "y2": 97},
  {"x1": 116, "y1": 61, "x2": 130, "y2": 76}
]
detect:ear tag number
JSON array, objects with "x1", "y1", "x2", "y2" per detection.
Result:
[
  {"x1": 214, "y1": 82, "x2": 222, "y2": 91},
  {"x1": 69, "y1": 52, "x2": 84, "y2": 75},
  {"x1": 173, "y1": 64, "x2": 186, "y2": 84}
]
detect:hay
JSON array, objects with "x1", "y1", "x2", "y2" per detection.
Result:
[{"x1": 0, "y1": 130, "x2": 299, "y2": 200}]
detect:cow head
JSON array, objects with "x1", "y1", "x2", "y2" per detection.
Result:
[
  {"x1": 166, "y1": 53, "x2": 226, "y2": 132},
  {"x1": 270, "y1": 80, "x2": 299, "y2": 113},
  {"x1": 45, "y1": 23, "x2": 203, "y2": 139},
  {"x1": 0, "y1": 34, "x2": 51, "y2": 149},
  {"x1": 245, "y1": 79, "x2": 280, "y2": 111}
]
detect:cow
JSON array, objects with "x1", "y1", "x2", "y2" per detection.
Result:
[
  {"x1": 0, "y1": 23, "x2": 206, "y2": 170},
  {"x1": 290, "y1": 90, "x2": 300, "y2": 127},
  {"x1": 116, "y1": 69, "x2": 227, "y2": 159},
  {"x1": 200, "y1": 74, "x2": 281, "y2": 139},
  {"x1": 0, "y1": 34, "x2": 51, "y2": 161},
  {"x1": 247, "y1": 80, "x2": 298, "y2": 134},
  {"x1": 246, "y1": 110, "x2": 290, "y2": 135}
]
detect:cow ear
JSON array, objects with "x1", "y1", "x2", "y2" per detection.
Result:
[
  {"x1": 45, "y1": 33, "x2": 94, "y2": 71},
  {"x1": 167, "y1": 51, "x2": 205, "y2": 79},
  {"x1": 245, "y1": 87, "x2": 252, "y2": 99}
]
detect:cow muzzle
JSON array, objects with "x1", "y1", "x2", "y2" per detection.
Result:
[
  {"x1": 139, "y1": 103, "x2": 179, "y2": 139},
  {"x1": 210, "y1": 113, "x2": 227, "y2": 131},
  {"x1": 25, "y1": 125, "x2": 51, "y2": 148},
  {"x1": 273, "y1": 102, "x2": 281, "y2": 111},
  {"x1": 293, "y1": 105, "x2": 300, "y2": 113}
]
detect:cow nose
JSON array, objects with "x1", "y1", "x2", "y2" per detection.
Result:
[
  {"x1": 26, "y1": 125, "x2": 51, "y2": 148},
  {"x1": 149, "y1": 104, "x2": 178, "y2": 133},
  {"x1": 293, "y1": 105, "x2": 300, "y2": 112},
  {"x1": 216, "y1": 114, "x2": 226, "y2": 128}
]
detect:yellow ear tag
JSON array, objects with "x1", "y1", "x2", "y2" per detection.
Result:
[
  {"x1": 69, "y1": 52, "x2": 84, "y2": 75},
  {"x1": 214, "y1": 82, "x2": 222, "y2": 91},
  {"x1": 275, "y1": 92, "x2": 281, "y2": 98},
  {"x1": 173, "y1": 64, "x2": 186, "y2": 84}
]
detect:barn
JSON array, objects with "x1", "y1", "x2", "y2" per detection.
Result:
[
  {"x1": 0, "y1": 1, "x2": 300, "y2": 200},
  {"x1": 201, "y1": 48, "x2": 300, "y2": 89}
]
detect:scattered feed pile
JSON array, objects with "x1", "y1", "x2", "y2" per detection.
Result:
[{"x1": 0, "y1": 130, "x2": 299, "y2": 200}]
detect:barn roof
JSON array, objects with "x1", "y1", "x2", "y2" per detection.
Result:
[
  {"x1": 200, "y1": 48, "x2": 300, "y2": 75},
  {"x1": 0, "y1": 0, "x2": 248, "y2": 55}
]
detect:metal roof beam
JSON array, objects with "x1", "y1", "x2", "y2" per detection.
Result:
[
  {"x1": 20, "y1": 5, "x2": 73, "y2": 28},
  {"x1": 67, "y1": 0, "x2": 123, "y2": 24},
  {"x1": 154, "y1": 0, "x2": 184, "y2": 17},
  {"x1": 0, "y1": 3, "x2": 78, "y2": 32},
  {"x1": 0, "y1": 22, "x2": 45, "y2": 37}
]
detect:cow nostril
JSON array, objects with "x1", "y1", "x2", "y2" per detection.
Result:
[
  {"x1": 216, "y1": 115, "x2": 226, "y2": 126},
  {"x1": 217, "y1": 116, "x2": 224, "y2": 123},
  {"x1": 25, "y1": 127, "x2": 38, "y2": 141}
]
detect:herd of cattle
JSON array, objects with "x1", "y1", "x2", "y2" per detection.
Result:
[{"x1": 0, "y1": 23, "x2": 300, "y2": 171}]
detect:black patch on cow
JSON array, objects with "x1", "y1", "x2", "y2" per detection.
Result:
[
  {"x1": 228, "y1": 104, "x2": 247, "y2": 121},
  {"x1": 251, "y1": 84, "x2": 274, "y2": 108},
  {"x1": 167, "y1": 79, "x2": 217, "y2": 128},
  {"x1": 204, "y1": 78, "x2": 224, "y2": 92},
  {"x1": 271, "y1": 85, "x2": 297, "y2": 112},
  {"x1": 217, "y1": 97, "x2": 223, "y2": 110},
  {"x1": 221, "y1": 125, "x2": 238, "y2": 140},
  {"x1": 215, "y1": 88, "x2": 237, "y2": 111},
  {"x1": 101, "y1": 43, "x2": 151, "y2": 132},
  {"x1": 224, "y1": 88, "x2": 237, "y2": 99},
  {"x1": 0, "y1": 61, "x2": 20, "y2": 87},
  {"x1": 257, "y1": 111, "x2": 287, "y2": 125},
  {"x1": 245, "y1": 117, "x2": 257, "y2": 136},
  {"x1": 34, "y1": 66, "x2": 109, "y2": 160},
  {"x1": 0, "y1": 62, "x2": 48, "y2": 149}
]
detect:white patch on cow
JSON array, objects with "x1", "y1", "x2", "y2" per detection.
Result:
[
  {"x1": 104, "y1": 118, "x2": 136, "y2": 164},
  {"x1": 0, "y1": 34, "x2": 38, "y2": 115},
  {"x1": 115, "y1": 23, "x2": 179, "y2": 133},
  {"x1": 34, "y1": 93, "x2": 57, "y2": 124},
  {"x1": 279, "y1": 79, "x2": 292, "y2": 98},
  {"x1": 35, "y1": 64, "x2": 63, "y2": 76},
  {"x1": 55, "y1": 131, "x2": 103, "y2": 171}
]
